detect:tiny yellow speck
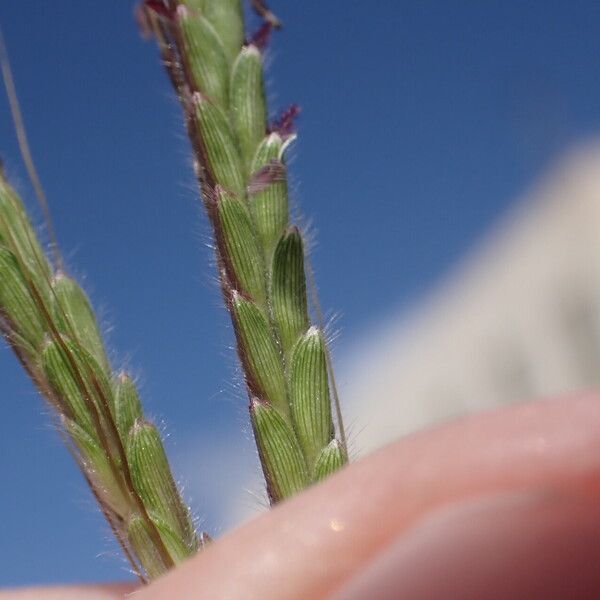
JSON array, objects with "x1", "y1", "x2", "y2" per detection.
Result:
[{"x1": 330, "y1": 518, "x2": 345, "y2": 532}]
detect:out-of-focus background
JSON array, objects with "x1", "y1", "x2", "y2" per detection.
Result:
[{"x1": 2, "y1": 0, "x2": 600, "y2": 587}]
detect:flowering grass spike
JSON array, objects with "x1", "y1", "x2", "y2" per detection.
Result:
[
  {"x1": 142, "y1": 0, "x2": 348, "y2": 503},
  {"x1": 0, "y1": 173, "x2": 204, "y2": 581}
]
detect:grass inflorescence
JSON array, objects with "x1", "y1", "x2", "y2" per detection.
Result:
[
  {"x1": 142, "y1": 0, "x2": 348, "y2": 504},
  {"x1": 0, "y1": 172, "x2": 205, "y2": 581}
]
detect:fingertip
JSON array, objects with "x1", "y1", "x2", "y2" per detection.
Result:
[
  {"x1": 140, "y1": 393, "x2": 600, "y2": 599},
  {"x1": 334, "y1": 489, "x2": 600, "y2": 599}
]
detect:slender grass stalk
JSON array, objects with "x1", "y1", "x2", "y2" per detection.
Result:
[
  {"x1": 142, "y1": 0, "x2": 348, "y2": 503},
  {"x1": 0, "y1": 171, "x2": 205, "y2": 582}
]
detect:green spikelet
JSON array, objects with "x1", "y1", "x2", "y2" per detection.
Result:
[
  {"x1": 126, "y1": 420, "x2": 197, "y2": 554},
  {"x1": 249, "y1": 134, "x2": 289, "y2": 261},
  {"x1": 51, "y1": 273, "x2": 110, "y2": 374},
  {"x1": 41, "y1": 336, "x2": 114, "y2": 438},
  {"x1": 230, "y1": 45, "x2": 267, "y2": 174},
  {"x1": 0, "y1": 246, "x2": 46, "y2": 356},
  {"x1": 183, "y1": 0, "x2": 244, "y2": 65},
  {"x1": 114, "y1": 372, "x2": 143, "y2": 441},
  {"x1": 271, "y1": 227, "x2": 309, "y2": 354},
  {"x1": 64, "y1": 418, "x2": 130, "y2": 516},
  {"x1": 232, "y1": 292, "x2": 288, "y2": 416},
  {"x1": 250, "y1": 398, "x2": 308, "y2": 502},
  {"x1": 177, "y1": 6, "x2": 230, "y2": 108},
  {"x1": 251, "y1": 132, "x2": 284, "y2": 169},
  {"x1": 194, "y1": 95, "x2": 245, "y2": 195},
  {"x1": 127, "y1": 515, "x2": 171, "y2": 580},
  {"x1": 289, "y1": 327, "x2": 333, "y2": 466},
  {"x1": 313, "y1": 439, "x2": 345, "y2": 482},
  {"x1": 148, "y1": 513, "x2": 196, "y2": 564},
  {"x1": 0, "y1": 177, "x2": 52, "y2": 287},
  {"x1": 216, "y1": 187, "x2": 267, "y2": 305}
]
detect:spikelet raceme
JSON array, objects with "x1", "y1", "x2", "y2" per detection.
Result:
[
  {"x1": 142, "y1": 0, "x2": 348, "y2": 502},
  {"x1": 0, "y1": 173, "x2": 205, "y2": 581}
]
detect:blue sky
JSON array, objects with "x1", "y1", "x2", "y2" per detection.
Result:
[{"x1": 1, "y1": 0, "x2": 600, "y2": 587}]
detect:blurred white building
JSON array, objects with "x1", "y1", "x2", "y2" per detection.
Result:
[{"x1": 342, "y1": 143, "x2": 600, "y2": 455}]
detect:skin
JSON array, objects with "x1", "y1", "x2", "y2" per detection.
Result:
[{"x1": 2, "y1": 392, "x2": 600, "y2": 599}]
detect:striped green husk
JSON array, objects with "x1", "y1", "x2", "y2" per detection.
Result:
[
  {"x1": 128, "y1": 515, "x2": 172, "y2": 580},
  {"x1": 182, "y1": 0, "x2": 244, "y2": 65},
  {"x1": 249, "y1": 133, "x2": 289, "y2": 263},
  {"x1": 127, "y1": 420, "x2": 197, "y2": 554},
  {"x1": 216, "y1": 187, "x2": 267, "y2": 306},
  {"x1": 178, "y1": 8, "x2": 229, "y2": 106},
  {"x1": 195, "y1": 95, "x2": 245, "y2": 196},
  {"x1": 0, "y1": 245, "x2": 46, "y2": 357},
  {"x1": 230, "y1": 45, "x2": 267, "y2": 174},
  {"x1": 251, "y1": 399, "x2": 308, "y2": 501},
  {"x1": 51, "y1": 273, "x2": 110, "y2": 374},
  {"x1": 114, "y1": 372, "x2": 144, "y2": 441},
  {"x1": 289, "y1": 327, "x2": 333, "y2": 466},
  {"x1": 0, "y1": 178, "x2": 52, "y2": 289},
  {"x1": 271, "y1": 227, "x2": 309, "y2": 354},
  {"x1": 41, "y1": 336, "x2": 114, "y2": 438},
  {"x1": 232, "y1": 292, "x2": 288, "y2": 415},
  {"x1": 313, "y1": 439, "x2": 346, "y2": 482}
]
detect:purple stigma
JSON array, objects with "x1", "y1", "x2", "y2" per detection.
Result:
[
  {"x1": 269, "y1": 104, "x2": 301, "y2": 136},
  {"x1": 246, "y1": 22, "x2": 273, "y2": 50}
]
